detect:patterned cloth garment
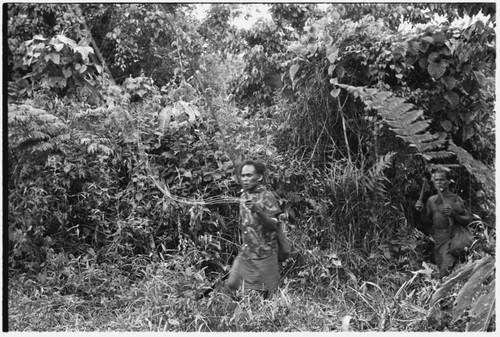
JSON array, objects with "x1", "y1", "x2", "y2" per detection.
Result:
[{"x1": 240, "y1": 185, "x2": 281, "y2": 260}]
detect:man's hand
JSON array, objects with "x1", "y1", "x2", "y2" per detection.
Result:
[
  {"x1": 243, "y1": 198, "x2": 277, "y2": 231},
  {"x1": 443, "y1": 203, "x2": 453, "y2": 216},
  {"x1": 415, "y1": 200, "x2": 424, "y2": 212},
  {"x1": 244, "y1": 199, "x2": 263, "y2": 214}
]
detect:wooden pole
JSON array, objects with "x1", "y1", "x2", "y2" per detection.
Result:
[{"x1": 435, "y1": 187, "x2": 454, "y2": 228}]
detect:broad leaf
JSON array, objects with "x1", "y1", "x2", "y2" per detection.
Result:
[
  {"x1": 289, "y1": 64, "x2": 300, "y2": 81},
  {"x1": 444, "y1": 91, "x2": 460, "y2": 108},
  {"x1": 466, "y1": 279, "x2": 495, "y2": 332},
  {"x1": 442, "y1": 76, "x2": 458, "y2": 90},
  {"x1": 62, "y1": 68, "x2": 72, "y2": 79},
  {"x1": 473, "y1": 71, "x2": 486, "y2": 86},
  {"x1": 94, "y1": 64, "x2": 103, "y2": 74},
  {"x1": 55, "y1": 35, "x2": 77, "y2": 48},
  {"x1": 429, "y1": 258, "x2": 481, "y2": 309},
  {"x1": 328, "y1": 64, "x2": 337, "y2": 76},
  {"x1": 179, "y1": 101, "x2": 200, "y2": 123},
  {"x1": 428, "y1": 59, "x2": 448, "y2": 79},
  {"x1": 45, "y1": 53, "x2": 61, "y2": 65},
  {"x1": 408, "y1": 41, "x2": 420, "y2": 53},
  {"x1": 441, "y1": 119, "x2": 453, "y2": 132},
  {"x1": 330, "y1": 89, "x2": 340, "y2": 98},
  {"x1": 43, "y1": 76, "x2": 66, "y2": 88},
  {"x1": 432, "y1": 33, "x2": 446, "y2": 44},
  {"x1": 418, "y1": 57, "x2": 428, "y2": 70},
  {"x1": 452, "y1": 256, "x2": 495, "y2": 320},
  {"x1": 77, "y1": 64, "x2": 88, "y2": 74},
  {"x1": 307, "y1": 43, "x2": 318, "y2": 55},
  {"x1": 421, "y1": 36, "x2": 435, "y2": 44},
  {"x1": 33, "y1": 34, "x2": 47, "y2": 41},
  {"x1": 74, "y1": 46, "x2": 94, "y2": 61},
  {"x1": 326, "y1": 45, "x2": 339, "y2": 63},
  {"x1": 427, "y1": 52, "x2": 439, "y2": 62},
  {"x1": 52, "y1": 43, "x2": 65, "y2": 52},
  {"x1": 335, "y1": 65, "x2": 345, "y2": 78}
]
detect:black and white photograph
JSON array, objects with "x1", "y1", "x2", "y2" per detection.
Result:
[{"x1": 4, "y1": 1, "x2": 496, "y2": 332}]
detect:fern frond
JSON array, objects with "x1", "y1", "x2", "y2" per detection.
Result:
[
  {"x1": 87, "y1": 143, "x2": 98, "y2": 154},
  {"x1": 337, "y1": 84, "x2": 494, "y2": 193},
  {"x1": 31, "y1": 142, "x2": 56, "y2": 154},
  {"x1": 43, "y1": 123, "x2": 67, "y2": 136},
  {"x1": 380, "y1": 101, "x2": 415, "y2": 118},
  {"x1": 448, "y1": 140, "x2": 495, "y2": 193},
  {"x1": 397, "y1": 133, "x2": 439, "y2": 144},
  {"x1": 9, "y1": 114, "x2": 31, "y2": 124},
  {"x1": 383, "y1": 109, "x2": 425, "y2": 129},
  {"x1": 410, "y1": 138, "x2": 447, "y2": 152},
  {"x1": 52, "y1": 133, "x2": 71, "y2": 143},
  {"x1": 421, "y1": 151, "x2": 455, "y2": 161},
  {"x1": 390, "y1": 120, "x2": 430, "y2": 136},
  {"x1": 365, "y1": 152, "x2": 395, "y2": 199},
  {"x1": 96, "y1": 137, "x2": 112, "y2": 144},
  {"x1": 26, "y1": 130, "x2": 50, "y2": 141},
  {"x1": 371, "y1": 152, "x2": 396, "y2": 176},
  {"x1": 97, "y1": 144, "x2": 114, "y2": 156}
]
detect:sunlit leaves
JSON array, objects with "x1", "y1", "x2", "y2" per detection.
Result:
[
  {"x1": 44, "y1": 53, "x2": 60, "y2": 64},
  {"x1": 74, "y1": 46, "x2": 94, "y2": 61},
  {"x1": 20, "y1": 33, "x2": 100, "y2": 98},
  {"x1": 326, "y1": 45, "x2": 339, "y2": 63},
  {"x1": 289, "y1": 64, "x2": 300, "y2": 81}
]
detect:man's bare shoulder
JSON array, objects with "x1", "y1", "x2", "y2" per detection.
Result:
[{"x1": 428, "y1": 195, "x2": 439, "y2": 203}]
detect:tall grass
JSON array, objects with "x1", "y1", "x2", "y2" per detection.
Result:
[{"x1": 10, "y1": 236, "x2": 491, "y2": 332}]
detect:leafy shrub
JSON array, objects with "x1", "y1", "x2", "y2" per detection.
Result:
[
  {"x1": 17, "y1": 34, "x2": 104, "y2": 103},
  {"x1": 428, "y1": 254, "x2": 495, "y2": 332},
  {"x1": 8, "y1": 103, "x2": 71, "y2": 268}
]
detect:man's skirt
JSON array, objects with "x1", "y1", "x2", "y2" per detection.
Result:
[
  {"x1": 226, "y1": 253, "x2": 279, "y2": 291},
  {"x1": 434, "y1": 228, "x2": 456, "y2": 278}
]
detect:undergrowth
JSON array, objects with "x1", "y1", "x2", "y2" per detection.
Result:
[{"x1": 8, "y1": 236, "x2": 494, "y2": 332}]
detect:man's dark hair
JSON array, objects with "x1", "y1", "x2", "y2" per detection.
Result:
[
  {"x1": 431, "y1": 166, "x2": 451, "y2": 180},
  {"x1": 237, "y1": 160, "x2": 266, "y2": 177}
]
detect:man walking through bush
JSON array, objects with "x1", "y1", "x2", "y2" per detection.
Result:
[
  {"x1": 225, "y1": 160, "x2": 282, "y2": 299},
  {"x1": 415, "y1": 167, "x2": 471, "y2": 278}
]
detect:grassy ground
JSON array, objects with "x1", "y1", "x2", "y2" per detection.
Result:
[{"x1": 8, "y1": 248, "x2": 467, "y2": 332}]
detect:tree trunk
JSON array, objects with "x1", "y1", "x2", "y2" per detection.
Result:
[{"x1": 76, "y1": 5, "x2": 115, "y2": 85}]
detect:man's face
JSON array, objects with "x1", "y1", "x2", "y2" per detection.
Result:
[
  {"x1": 432, "y1": 172, "x2": 449, "y2": 192},
  {"x1": 241, "y1": 165, "x2": 262, "y2": 191}
]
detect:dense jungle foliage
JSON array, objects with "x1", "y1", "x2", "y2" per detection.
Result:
[{"x1": 5, "y1": 3, "x2": 496, "y2": 332}]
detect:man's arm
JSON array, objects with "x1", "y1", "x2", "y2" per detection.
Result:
[
  {"x1": 415, "y1": 198, "x2": 433, "y2": 228},
  {"x1": 245, "y1": 191, "x2": 280, "y2": 231},
  {"x1": 252, "y1": 208, "x2": 278, "y2": 232}
]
